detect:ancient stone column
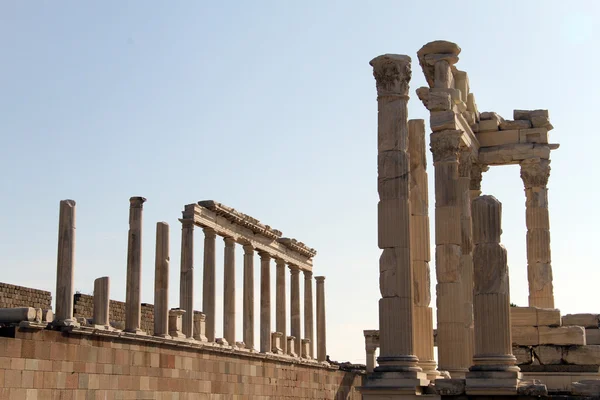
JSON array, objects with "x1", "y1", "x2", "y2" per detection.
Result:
[
  {"x1": 276, "y1": 258, "x2": 287, "y2": 354},
  {"x1": 290, "y1": 265, "x2": 301, "y2": 356},
  {"x1": 430, "y1": 131, "x2": 470, "y2": 376},
  {"x1": 154, "y1": 222, "x2": 170, "y2": 338},
  {"x1": 93, "y1": 277, "x2": 110, "y2": 327},
  {"x1": 467, "y1": 195, "x2": 520, "y2": 394},
  {"x1": 520, "y1": 158, "x2": 554, "y2": 309},
  {"x1": 125, "y1": 196, "x2": 146, "y2": 334},
  {"x1": 243, "y1": 244, "x2": 255, "y2": 350},
  {"x1": 364, "y1": 330, "x2": 380, "y2": 373},
  {"x1": 259, "y1": 251, "x2": 271, "y2": 353},
  {"x1": 303, "y1": 270, "x2": 314, "y2": 358},
  {"x1": 179, "y1": 219, "x2": 194, "y2": 338},
  {"x1": 202, "y1": 227, "x2": 217, "y2": 342},
  {"x1": 370, "y1": 54, "x2": 421, "y2": 374},
  {"x1": 408, "y1": 119, "x2": 437, "y2": 378},
  {"x1": 54, "y1": 199, "x2": 78, "y2": 327},
  {"x1": 315, "y1": 276, "x2": 327, "y2": 362},
  {"x1": 223, "y1": 236, "x2": 236, "y2": 345}
]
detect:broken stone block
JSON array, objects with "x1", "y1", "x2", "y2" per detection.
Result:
[
  {"x1": 427, "y1": 91, "x2": 452, "y2": 111},
  {"x1": 513, "y1": 346, "x2": 533, "y2": 364},
  {"x1": 534, "y1": 345, "x2": 563, "y2": 364},
  {"x1": 538, "y1": 326, "x2": 585, "y2": 345},
  {"x1": 563, "y1": 314, "x2": 600, "y2": 328},
  {"x1": 477, "y1": 130, "x2": 519, "y2": 147},
  {"x1": 430, "y1": 111, "x2": 458, "y2": 132},
  {"x1": 0, "y1": 307, "x2": 40, "y2": 323},
  {"x1": 519, "y1": 128, "x2": 548, "y2": 144},
  {"x1": 434, "y1": 379, "x2": 465, "y2": 395},
  {"x1": 572, "y1": 380, "x2": 600, "y2": 397},
  {"x1": 563, "y1": 345, "x2": 600, "y2": 365},
  {"x1": 517, "y1": 381, "x2": 548, "y2": 396},
  {"x1": 416, "y1": 87, "x2": 429, "y2": 107},
  {"x1": 480, "y1": 111, "x2": 504, "y2": 123},
  {"x1": 478, "y1": 119, "x2": 499, "y2": 132},
  {"x1": 512, "y1": 326, "x2": 538, "y2": 346},
  {"x1": 500, "y1": 120, "x2": 532, "y2": 130}
]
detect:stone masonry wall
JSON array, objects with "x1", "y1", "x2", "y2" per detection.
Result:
[
  {"x1": 0, "y1": 283, "x2": 52, "y2": 310},
  {"x1": 0, "y1": 329, "x2": 363, "y2": 399},
  {"x1": 73, "y1": 294, "x2": 155, "y2": 334}
]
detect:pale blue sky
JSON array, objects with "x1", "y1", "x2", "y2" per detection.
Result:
[{"x1": 1, "y1": 1, "x2": 598, "y2": 364}]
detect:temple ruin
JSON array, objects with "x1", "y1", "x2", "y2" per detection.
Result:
[{"x1": 1, "y1": 39, "x2": 600, "y2": 399}]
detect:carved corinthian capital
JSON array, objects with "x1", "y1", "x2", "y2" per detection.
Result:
[
  {"x1": 520, "y1": 158, "x2": 551, "y2": 188},
  {"x1": 370, "y1": 54, "x2": 412, "y2": 97},
  {"x1": 430, "y1": 130, "x2": 462, "y2": 163},
  {"x1": 470, "y1": 162, "x2": 489, "y2": 191},
  {"x1": 459, "y1": 151, "x2": 477, "y2": 178}
]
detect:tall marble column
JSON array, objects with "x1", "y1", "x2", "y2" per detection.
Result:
[
  {"x1": 276, "y1": 258, "x2": 287, "y2": 354},
  {"x1": 223, "y1": 237, "x2": 236, "y2": 345},
  {"x1": 243, "y1": 244, "x2": 255, "y2": 350},
  {"x1": 260, "y1": 252, "x2": 271, "y2": 353},
  {"x1": 179, "y1": 219, "x2": 194, "y2": 338},
  {"x1": 408, "y1": 119, "x2": 437, "y2": 378},
  {"x1": 315, "y1": 276, "x2": 327, "y2": 362},
  {"x1": 520, "y1": 158, "x2": 554, "y2": 309},
  {"x1": 93, "y1": 277, "x2": 110, "y2": 327},
  {"x1": 370, "y1": 54, "x2": 421, "y2": 374},
  {"x1": 54, "y1": 199, "x2": 78, "y2": 327},
  {"x1": 467, "y1": 195, "x2": 520, "y2": 394},
  {"x1": 303, "y1": 270, "x2": 314, "y2": 358},
  {"x1": 125, "y1": 196, "x2": 146, "y2": 334},
  {"x1": 290, "y1": 265, "x2": 301, "y2": 356},
  {"x1": 154, "y1": 222, "x2": 170, "y2": 338},
  {"x1": 202, "y1": 227, "x2": 217, "y2": 342}
]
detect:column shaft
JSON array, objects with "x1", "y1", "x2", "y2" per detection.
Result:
[
  {"x1": 316, "y1": 276, "x2": 327, "y2": 362},
  {"x1": 223, "y1": 237, "x2": 236, "y2": 344},
  {"x1": 276, "y1": 259, "x2": 287, "y2": 354},
  {"x1": 521, "y1": 158, "x2": 554, "y2": 308},
  {"x1": 179, "y1": 220, "x2": 194, "y2": 338},
  {"x1": 260, "y1": 252, "x2": 271, "y2": 353},
  {"x1": 304, "y1": 270, "x2": 314, "y2": 358},
  {"x1": 290, "y1": 266, "x2": 301, "y2": 356},
  {"x1": 54, "y1": 199, "x2": 77, "y2": 326},
  {"x1": 154, "y1": 222, "x2": 170, "y2": 338},
  {"x1": 243, "y1": 244, "x2": 255, "y2": 349},
  {"x1": 93, "y1": 277, "x2": 110, "y2": 327},
  {"x1": 125, "y1": 196, "x2": 146, "y2": 333},
  {"x1": 202, "y1": 228, "x2": 217, "y2": 342}
]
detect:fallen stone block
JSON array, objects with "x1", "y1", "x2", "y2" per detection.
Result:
[
  {"x1": 563, "y1": 314, "x2": 600, "y2": 328},
  {"x1": 539, "y1": 326, "x2": 585, "y2": 345},
  {"x1": 0, "y1": 307, "x2": 40, "y2": 323}
]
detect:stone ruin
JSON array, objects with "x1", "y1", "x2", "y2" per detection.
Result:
[{"x1": 359, "y1": 40, "x2": 600, "y2": 399}]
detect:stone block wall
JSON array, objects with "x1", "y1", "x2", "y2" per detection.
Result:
[
  {"x1": 0, "y1": 329, "x2": 362, "y2": 399},
  {"x1": 73, "y1": 294, "x2": 155, "y2": 334},
  {"x1": 0, "y1": 283, "x2": 52, "y2": 310}
]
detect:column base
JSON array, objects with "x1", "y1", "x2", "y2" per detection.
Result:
[
  {"x1": 124, "y1": 328, "x2": 147, "y2": 335},
  {"x1": 359, "y1": 370, "x2": 429, "y2": 396},
  {"x1": 465, "y1": 369, "x2": 522, "y2": 395},
  {"x1": 418, "y1": 359, "x2": 441, "y2": 380},
  {"x1": 445, "y1": 368, "x2": 469, "y2": 379},
  {"x1": 153, "y1": 333, "x2": 172, "y2": 340}
]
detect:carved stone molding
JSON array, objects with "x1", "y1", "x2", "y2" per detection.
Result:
[
  {"x1": 470, "y1": 163, "x2": 489, "y2": 191},
  {"x1": 370, "y1": 54, "x2": 412, "y2": 98},
  {"x1": 520, "y1": 158, "x2": 551, "y2": 188},
  {"x1": 459, "y1": 151, "x2": 476, "y2": 178},
  {"x1": 430, "y1": 130, "x2": 462, "y2": 163}
]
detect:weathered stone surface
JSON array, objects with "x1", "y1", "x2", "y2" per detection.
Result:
[
  {"x1": 512, "y1": 326, "x2": 539, "y2": 345},
  {"x1": 480, "y1": 111, "x2": 503, "y2": 123},
  {"x1": 435, "y1": 244, "x2": 461, "y2": 283},
  {"x1": 563, "y1": 314, "x2": 600, "y2": 328},
  {"x1": 534, "y1": 345, "x2": 563, "y2": 364},
  {"x1": 519, "y1": 128, "x2": 548, "y2": 144},
  {"x1": 417, "y1": 40, "x2": 461, "y2": 87},
  {"x1": 370, "y1": 54, "x2": 412, "y2": 98},
  {"x1": 511, "y1": 307, "x2": 537, "y2": 327},
  {"x1": 479, "y1": 144, "x2": 551, "y2": 165},
  {"x1": 587, "y1": 329, "x2": 600, "y2": 345},
  {"x1": 430, "y1": 110, "x2": 458, "y2": 132},
  {"x1": 537, "y1": 308, "x2": 561, "y2": 327},
  {"x1": 0, "y1": 307, "x2": 39, "y2": 323},
  {"x1": 378, "y1": 200, "x2": 410, "y2": 248},
  {"x1": 434, "y1": 379, "x2": 465, "y2": 395},
  {"x1": 500, "y1": 119, "x2": 532, "y2": 130},
  {"x1": 572, "y1": 380, "x2": 600, "y2": 397},
  {"x1": 513, "y1": 346, "x2": 533, "y2": 364},
  {"x1": 477, "y1": 130, "x2": 519, "y2": 147},
  {"x1": 517, "y1": 381, "x2": 548, "y2": 396},
  {"x1": 538, "y1": 326, "x2": 585, "y2": 345},
  {"x1": 427, "y1": 91, "x2": 452, "y2": 111},
  {"x1": 478, "y1": 119, "x2": 499, "y2": 132},
  {"x1": 564, "y1": 345, "x2": 600, "y2": 365}
]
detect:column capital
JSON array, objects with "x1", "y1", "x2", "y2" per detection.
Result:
[
  {"x1": 370, "y1": 54, "x2": 412, "y2": 98},
  {"x1": 470, "y1": 162, "x2": 489, "y2": 191},
  {"x1": 243, "y1": 243, "x2": 254, "y2": 254},
  {"x1": 458, "y1": 150, "x2": 476, "y2": 178},
  {"x1": 430, "y1": 130, "x2": 462, "y2": 163},
  {"x1": 258, "y1": 251, "x2": 271, "y2": 260},
  {"x1": 223, "y1": 236, "x2": 236, "y2": 246},
  {"x1": 275, "y1": 258, "x2": 286, "y2": 267},
  {"x1": 129, "y1": 196, "x2": 147, "y2": 208},
  {"x1": 520, "y1": 158, "x2": 551, "y2": 188},
  {"x1": 289, "y1": 265, "x2": 300, "y2": 275},
  {"x1": 303, "y1": 270, "x2": 313, "y2": 279},
  {"x1": 180, "y1": 219, "x2": 195, "y2": 228},
  {"x1": 315, "y1": 276, "x2": 326, "y2": 283},
  {"x1": 202, "y1": 227, "x2": 216, "y2": 238}
]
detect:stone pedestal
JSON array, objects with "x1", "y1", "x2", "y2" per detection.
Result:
[
  {"x1": 193, "y1": 312, "x2": 207, "y2": 342},
  {"x1": 93, "y1": 277, "x2": 110, "y2": 327},
  {"x1": 223, "y1": 237, "x2": 236, "y2": 345},
  {"x1": 520, "y1": 158, "x2": 554, "y2": 309},
  {"x1": 154, "y1": 222, "x2": 170, "y2": 338},
  {"x1": 301, "y1": 338, "x2": 311, "y2": 359},
  {"x1": 202, "y1": 228, "x2": 217, "y2": 342},
  {"x1": 303, "y1": 270, "x2": 314, "y2": 358},
  {"x1": 287, "y1": 336, "x2": 297, "y2": 357},
  {"x1": 290, "y1": 265, "x2": 301, "y2": 357},
  {"x1": 125, "y1": 196, "x2": 146, "y2": 334},
  {"x1": 179, "y1": 219, "x2": 194, "y2": 338},
  {"x1": 260, "y1": 252, "x2": 271, "y2": 353},
  {"x1": 276, "y1": 259, "x2": 287, "y2": 355},
  {"x1": 466, "y1": 195, "x2": 521, "y2": 395},
  {"x1": 54, "y1": 199, "x2": 78, "y2": 327},
  {"x1": 168, "y1": 309, "x2": 186, "y2": 339},
  {"x1": 271, "y1": 332, "x2": 284, "y2": 355},
  {"x1": 243, "y1": 244, "x2": 255, "y2": 350},
  {"x1": 315, "y1": 276, "x2": 327, "y2": 362}
]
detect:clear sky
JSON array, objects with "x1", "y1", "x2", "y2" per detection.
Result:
[{"x1": 1, "y1": 1, "x2": 599, "y2": 364}]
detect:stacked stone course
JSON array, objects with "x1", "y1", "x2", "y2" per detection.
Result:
[{"x1": 0, "y1": 283, "x2": 51, "y2": 310}]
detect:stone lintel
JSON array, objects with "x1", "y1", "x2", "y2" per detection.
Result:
[
  {"x1": 182, "y1": 204, "x2": 314, "y2": 271},
  {"x1": 479, "y1": 143, "x2": 559, "y2": 166}
]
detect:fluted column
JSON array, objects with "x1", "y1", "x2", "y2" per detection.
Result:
[
  {"x1": 521, "y1": 158, "x2": 554, "y2": 309},
  {"x1": 408, "y1": 119, "x2": 437, "y2": 378},
  {"x1": 290, "y1": 265, "x2": 301, "y2": 356},
  {"x1": 276, "y1": 258, "x2": 287, "y2": 354},
  {"x1": 243, "y1": 244, "x2": 255, "y2": 349},
  {"x1": 223, "y1": 237, "x2": 236, "y2": 345},
  {"x1": 467, "y1": 196, "x2": 520, "y2": 394},
  {"x1": 370, "y1": 54, "x2": 420, "y2": 373},
  {"x1": 179, "y1": 219, "x2": 194, "y2": 338},
  {"x1": 125, "y1": 196, "x2": 146, "y2": 334},
  {"x1": 154, "y1": 222, "x2": 170, "y2": 338},
  {"x1": 202, "y1": 227, "x2": 217, "y2": 342},
  {"x1": 315, "y1": 276, "x2": 327, "y2": 362},
  {"x1": 260, "y1": 252, "x2": 271, "y2": 353},
  {"x1": 54, "y1": 199, "x2": 78, "y2": 327},
  {"x1": 303, "y1": 270, "x2": 314, "y2": 358},
  {"x1": 93, "y1": 277, "x2": 110, "y2": 327}
]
